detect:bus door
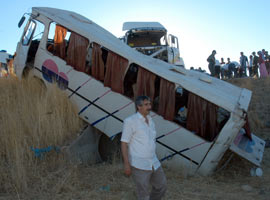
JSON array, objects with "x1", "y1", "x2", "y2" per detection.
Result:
[{"x1": 14, "y1": 19, "x2": 37, "y2": 77}]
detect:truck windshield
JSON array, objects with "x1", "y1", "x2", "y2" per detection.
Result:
[{"x1": 127, "y1": 30, "x2": 166, "y2": 47}]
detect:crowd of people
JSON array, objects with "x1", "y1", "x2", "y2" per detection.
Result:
[
  {"x1": 207, "y1": 49, "x2": 270, "y2": 79},
  {"x1": 0, "y1": 50, "x2": 15, "y2": 78}
]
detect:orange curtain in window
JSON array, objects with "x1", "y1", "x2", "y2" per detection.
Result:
[
  {"x1": 91, "y1": 43, "x2": 105, "y2": 81},
  {"x1": 54, "y1": 25, "x2": 67, "y2": 59},
  {"x1": 104, "y1": 51, "x2": 128, "y2": 94},
  {"x1": 66, "y1": 32, "x2": 89, "y2": 72},
  {"x1": 158, "y1": 78, "x2": 175, "y2": 121},
  {"x1": 135, "y1": 67, "x2": 156, "y2": 102},
  {"x1": 186, "y1": 93, "x2": 218, "y2": 141}
]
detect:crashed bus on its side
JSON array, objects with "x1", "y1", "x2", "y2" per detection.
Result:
[{"x1": 14, "y1": 7, "x2": 265, "y2": 176}]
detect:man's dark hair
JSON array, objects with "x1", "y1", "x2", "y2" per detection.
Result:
[{"x1": 135, "y1": 95, "x2": 150, "y2": 110}]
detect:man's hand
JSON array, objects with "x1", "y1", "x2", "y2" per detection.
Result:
[
  {"x1": 124, "y1": 162, "x2": 131, "y2": 177},
  {"x1": 121, "y1": 142, "x2": 131, "y2": 177}
]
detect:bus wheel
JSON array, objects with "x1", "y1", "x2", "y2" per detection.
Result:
[{"x1": 98, "y1": 133, "x2": 121, "y2": 163}]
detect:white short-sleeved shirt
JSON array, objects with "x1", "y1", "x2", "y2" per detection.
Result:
[{"x1": 121, "y1": 112, "x2": 160, "y2": 170}]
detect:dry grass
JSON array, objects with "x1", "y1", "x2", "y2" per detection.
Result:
[
  {"x1": 0, "y1": 77, "x2": 82, "y2": 193},
  {"x1": 228, "y1": 77, "x2": 270, "y2": 132},
  {"x1": 3, "y1": 156, "x2": 268, "y2": 200}
]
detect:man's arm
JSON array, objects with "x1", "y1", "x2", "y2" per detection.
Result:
[{"x1": 121, "y1": 142, "x2": 131, "y2": 176}]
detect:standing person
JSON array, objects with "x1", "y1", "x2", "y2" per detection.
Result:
[
  {"x1": 121, "y1": 95, "x2": 167, "y2": 200},
  {"x1": 226, "y1": 58, "x2": 234, "y2": 78},
  {"x1": 220, "y1": 58, "x2": 226, "y2": 79},
  {"x1": 239, "y1": 52, "x2": 248, "y2": 77},
  {"x1": 252, "y1": 52, "x2": 259, "y2": 77},
  {"x1": 262, "y1": 49, "x2": 266, "y2": 60},
  {"x1": 215, "y1": 59, "x2": 221, "y2": 79},
  {"x1": 257, "y1": 51, "x2": 269, "y2": 78},
  {"x1": 248, "y1": 55, "x2": 253, "y2": 77},
  {"x1": 207, "y1": 50, "x2": 216, "y2": 76},
  {"x1": 220, "y1": 57, "x2": 225, "y2": 65},
  {"x1": 265, "y1": 51, "x2": 270, "y2": 75}
]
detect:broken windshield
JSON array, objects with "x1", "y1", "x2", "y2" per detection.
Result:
[{"x1": 127, "y1": 30, "x2": 166, "y2": 47}]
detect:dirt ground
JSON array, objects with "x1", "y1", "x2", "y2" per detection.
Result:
[
  {"x1": 1, "y1": 77, "x2": 270, "y2": 200},
  {"x1": 1, "y1": 153, "x2": 269, "y2": 200}
]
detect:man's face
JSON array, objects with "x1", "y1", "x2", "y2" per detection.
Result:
[{"x1": 138, "y1": 99, "x2": 152, "y2": 116}]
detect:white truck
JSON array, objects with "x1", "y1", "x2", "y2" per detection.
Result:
[
  {"x1": 13, "y1": 7, "x2": 264, "y2": 176},
  {"x1": 121, "y1": 22, "x2": 185, "y2": 67}
]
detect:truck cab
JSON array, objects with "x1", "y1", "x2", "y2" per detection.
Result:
[{"x1": 122, "y1": 22, "x2": 185, "y2": 67}]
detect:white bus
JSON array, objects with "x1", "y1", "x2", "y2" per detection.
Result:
[{"x1": 14, "y1": 7, "x2": 264, "y2": 176}]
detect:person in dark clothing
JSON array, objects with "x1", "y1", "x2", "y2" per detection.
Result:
[
  {"x1": 214, "y1": 60, "x2": 221, "y2": 79},
  {"x1": 239, "y1": 52, "x2": 248, "y2": 77},
  {"x1": 248, "y1": 55, "x2": 253, "y2": 77},
  {"x1": 220, "y1": 57, "x2": 225, "y2": 65},
  {"x1": 265, "y1": 51, "x2": 270, "y2": 75},
  {"x1": 207, "y1": 50, "x2": 216, "y2": 76},
  {"x1": 252, "y1": 52, "x2": 259, "y2": 77},
  {"x1": 226, "y1": 58, "x2": 233, "y2": 78}
]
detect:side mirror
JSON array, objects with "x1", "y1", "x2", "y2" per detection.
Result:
[{"x1": 18, "y1": 16, "x2": 26, "y2": 28}]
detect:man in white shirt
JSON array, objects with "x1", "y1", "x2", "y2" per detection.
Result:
[{"x1": 121, "y1": 95, "x2": 167, "y2": 200}]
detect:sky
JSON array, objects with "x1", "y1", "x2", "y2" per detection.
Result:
[{"x1": 0, "y1": 0, "x2": 269, "y2": 72}]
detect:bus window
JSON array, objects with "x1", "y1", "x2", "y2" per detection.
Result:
[
  {"x1": 90, "y1": 43, "x2": 107, "y2": 81},
  {"x1": 47, "y1": 22, "x2": 89, "y2": 73},
  {"x1": 47, "y1": 22, "x2": 71, "y2": 60},
  {"x1": 123, "y1": 63, "x2": 139, "y2": 99},
  {"x1": 26, "y1": 20, "x2": 45, "y2": 63},
  {"x1": 174, "y1": 86, "x2": 189, "y2": 127},
  {"x1": 173, "y1": 87, "x2": 230, "y2": 142},
  {"x1": 22, "y1": 21, "x2": 36, "y2": 46},
  {"x1": 104, "y1": 50, "x2": 128, "y2": 94}
]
